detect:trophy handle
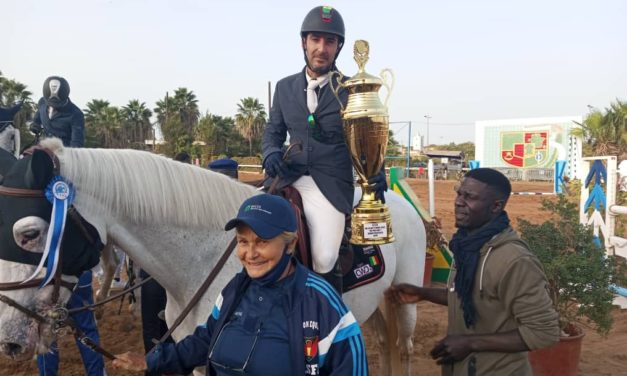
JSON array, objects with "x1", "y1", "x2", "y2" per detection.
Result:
[
  {"x1": 380, "y1": 68, "x2": 395, "y2": 107},
  {"x1": 329, "y1": 70, "x2": 346, "y2": 111}
]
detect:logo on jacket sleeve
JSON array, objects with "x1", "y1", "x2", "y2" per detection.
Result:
[{"x1": 304, "y1": 336, "x2": 319, "y2": 362}]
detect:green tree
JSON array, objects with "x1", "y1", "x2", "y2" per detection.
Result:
[
  {"x1": 235, "y1": 97, "x2": 266, "y2": 156},
  {"x1": 573, "y1": 100, "x2": 627, "y2": 160},
  {"x1": 154, "y1": 89, "x2": 200, "y2": 156},
  {"x1": 435, "y1": 141, "x2": 475, "y2": 161},
  {"x1": 386, "y1": 129, "x2": 402, "y2": 156},
  {"x1": 121, "y1": 99, "x2": 153, "y2": 149},
  {"x1": 173, "y1": 88, "x2": 200, "y2": 136},
  {"x1": 84, "y1": 99, "x2": 122, "y2": 148},
  {"x1": 0, "y1": 72, "x2": 35, "y2": 137}
]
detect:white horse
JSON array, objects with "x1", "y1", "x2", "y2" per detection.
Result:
[
  {"x1": 0, "y1": 125, "x2": 120, "y2": 317},
  {"x1": 0, "y1": 138, "x2": 426, "y2": 375}
]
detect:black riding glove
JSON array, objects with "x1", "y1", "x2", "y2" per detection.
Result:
[
  {"x1": 263, "y1": 152, "x2": 289, "y2": 178},
  {"x1": 29, "y1": 122, "x2": 42, "y2": 135},
  {"x1": 368, "y1": 168, "x2": 388, "y2": 203}
]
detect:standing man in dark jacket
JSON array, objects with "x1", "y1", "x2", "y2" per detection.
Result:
[
  {"x1": 31, "y1": 76, "x2": 85, "y2": 147},
  {"x1": 386, "y1": 168, "x2": 559, "y2": 375},
  {"x1": 32, "y1": 76, "x2": 106, "y2": 376},
  {"x1": 262, "y1": 5, "x2": 387, "y2": 291}
]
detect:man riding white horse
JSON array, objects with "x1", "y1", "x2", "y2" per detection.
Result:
[
  {"x1": 262, "y1": 5, "x2": 387, "y2": 292},
  {"x1": 29, "y1": 76, "x2": 106, "y2": 376}
]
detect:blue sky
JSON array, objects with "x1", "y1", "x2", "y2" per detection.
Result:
[{"x1": 4, "y1": 0, "x2": 626, "y2": 145}]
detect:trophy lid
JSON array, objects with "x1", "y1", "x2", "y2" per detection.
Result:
[{"x1": 341, "y1": 40, "x2": 384, "y2": 89}]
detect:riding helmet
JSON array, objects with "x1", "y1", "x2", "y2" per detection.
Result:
[{"x1": 43, "y1": 76, "x2": 70, "y2": 109}]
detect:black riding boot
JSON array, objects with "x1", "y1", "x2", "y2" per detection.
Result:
[{"x1": 320, "y1": 260, "x2": 343, "y2": 295}]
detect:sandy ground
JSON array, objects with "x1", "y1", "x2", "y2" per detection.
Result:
[{"x1": 1, "y1": 178, "x2": 625, "y2": 375}]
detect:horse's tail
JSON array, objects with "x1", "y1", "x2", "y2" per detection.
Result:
[{"x1": 384, "y1": 298, "x2": 403, "y2": 376}]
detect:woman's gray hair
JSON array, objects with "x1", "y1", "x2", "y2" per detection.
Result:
[{"x1": 280, "y1": 231, "x2": 298, "y2": 244}]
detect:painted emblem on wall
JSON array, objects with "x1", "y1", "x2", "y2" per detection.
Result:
[{"x1": 500, "y1": 131, "x2": 549, "y2": 168}]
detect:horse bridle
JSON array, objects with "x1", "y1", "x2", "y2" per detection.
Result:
[
  {"x1": 0, "y1": 147, "x2": 114, "y2": 359},
  {"x1": 0, "y1": 146, "x2": 296, "y2": 361}
]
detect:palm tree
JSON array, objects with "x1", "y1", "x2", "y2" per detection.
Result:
[
  {"x1": 235, "y1": 97, "x2": 266, "y2": 156},
  {"x1": 573, "y1": 100, "x2": 627, "y2": 160},
  {"x1": 0, "y1": 79, "x2": 32, "y2": 105},
  {"x1": 121, "y1": 100, "x2": 152, "y2": 148},
  {"x1": 154, "y1": 89, "x2": 200, "y2": 155},
  {"x1": 173, "y1": 88, "x2": 200, "y2": 136},
  {"x1": 196, "y1": 113, "x2": 239, "y2": 156},
  {"x1": 0, "y1": 74, "x2": 35, "y2": 136},
  {"x1": 84, "y1": 99, "x2": 122, "y2": 148}
]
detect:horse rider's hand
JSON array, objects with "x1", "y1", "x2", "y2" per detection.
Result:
[
  {"x1": 29, "y1": 121, "x2": 42, "y2": 136},
  {"x1": 112, "y1": 351, "x2": 148, "y2": 372},
  {"x1": 385, "y1": 283, "x2": 422, "y2": 304},
  {"x1": 368, "y1": 168, "x2": 388, "y2": 203},
  {"x1": 430, "y1": 335, "x2": 473, "y2": 365},
  {"x1": 263, "y1": 152, "x2": 289, "y2": 178}
]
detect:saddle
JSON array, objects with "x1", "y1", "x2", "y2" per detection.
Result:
[{"x1": 279, "y1": 187, "x2": 385, "y2": 292}]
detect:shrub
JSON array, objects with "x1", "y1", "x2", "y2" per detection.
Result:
[{"x1": 518, "y1": 194, "x2": 624, "y2": 336}]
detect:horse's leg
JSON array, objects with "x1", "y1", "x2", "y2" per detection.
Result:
[
  {"x1": 370, "y1": 301, "x2": 416, "y2": 376},
  {"x1": 366, "y1": 307, "x2": 390, "y2": 376},
  {"x1": 394, "y1": 302, "x2": 417, "y2": 376},
  {"x1": 94, "y1": 242, "x2": 116, "y2": 320}
]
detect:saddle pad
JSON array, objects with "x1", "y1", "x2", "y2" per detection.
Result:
[{"x1": 342, "y1": 244, "x2": 385, "y2": 292}]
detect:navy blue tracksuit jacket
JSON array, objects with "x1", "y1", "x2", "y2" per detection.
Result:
[{"x1": 146, "y1": 261, "x2": 368, "y2": 375}]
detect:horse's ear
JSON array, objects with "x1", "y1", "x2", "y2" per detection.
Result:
[{"x1": 26, "y1": 150, "x2": 54, "y2": 189}]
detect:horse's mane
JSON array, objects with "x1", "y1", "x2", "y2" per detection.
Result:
[{"x1": 40, "y1": 138, "x2": 257, "y2": 231}]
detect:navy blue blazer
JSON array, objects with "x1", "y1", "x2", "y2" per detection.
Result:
[
  {"x1": 32, "y1": 97, "x2": 85, "y2": 147},
  {"x1": 262, "y1": 69, "x2": 354, "y2": 214}
]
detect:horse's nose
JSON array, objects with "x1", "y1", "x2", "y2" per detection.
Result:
[{"x1": 0, "y1": 342, "x2": 23, "y2": 357}]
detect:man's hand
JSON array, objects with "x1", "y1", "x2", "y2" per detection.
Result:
[
  {"x1": 430, "y1": 335, "x2": 474, "y2": 365},
  {"x1": 112, "y1": 351, "x2": 148, "y2": 372},
  {"x1": 263, "y1": 152, "x2": 289, "y2": 178},
  {"x1": 385, "y1": 283, "x2": 423, "y2": 304},
  {"x1": 368, "y1": 168, "x2": 387, "y2": 203},
  {"x1": 29, "y1": 121, "x2": 42, "y2": 135}
]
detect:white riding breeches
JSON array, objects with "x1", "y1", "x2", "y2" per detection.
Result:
[{"x1": 292, "y1": 175, "x2": 345, "y2": 273}]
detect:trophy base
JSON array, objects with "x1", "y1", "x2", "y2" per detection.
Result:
[{"x1": 350, "y1": 200, "x2": 395, "y2": 245}]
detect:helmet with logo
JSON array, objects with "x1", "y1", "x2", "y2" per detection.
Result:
[
  {"x1": 300, "y1": 5, "x2": 345, "y2": 45},
  {"x1": 300, "y1": 6, "x2": 345, "y2": 73},
  {"x1": 43, "y1": 76, "x2": 70, "y2": 109}
]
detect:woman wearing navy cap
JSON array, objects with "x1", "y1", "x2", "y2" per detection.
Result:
[{"x1": 113, "y1": 193, "x2": 368, "y2": 375}]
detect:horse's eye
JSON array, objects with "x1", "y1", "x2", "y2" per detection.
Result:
[{"x1": 22, "y1": 229, "x2": 40, "y2": 240}]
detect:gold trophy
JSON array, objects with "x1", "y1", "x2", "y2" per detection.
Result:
[{"x1": 330, "y1": 40, "x2": 395, "y2": 245}]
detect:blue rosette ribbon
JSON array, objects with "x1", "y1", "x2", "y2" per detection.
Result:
[{"x1": 22, "y1": 176, "x2": 76, "y2": 287}]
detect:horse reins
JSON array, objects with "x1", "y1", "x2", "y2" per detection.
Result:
[
  {"x1": 0, "y1": 145, "x2": 298, "y2": 360},
  {"x1": 0, "y1": 147, "x2": 115, "y2": 359},
  {"x1": 150, "y1": 146, "x2": 300, "y2": 349}
]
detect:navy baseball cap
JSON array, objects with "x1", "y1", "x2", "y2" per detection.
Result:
[
  {"x1": 224, "y1": 194, "x2": 297, "y2": 239},
  {"x1": 208, "y1": 158, "x2": 238, "y2": 170}
]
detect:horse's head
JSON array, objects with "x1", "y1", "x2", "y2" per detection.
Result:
[{"x1": 0, "y1": 148, "x2": 101, "y2": 360}]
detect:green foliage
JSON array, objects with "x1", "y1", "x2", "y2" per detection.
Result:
[
  {"x1": 573, "y1": 100, "x2": 627, "y2": 160},
  {"x1": 0, "y1": 71, "x2": 36, "y2": 143},
  {"x1": 196, "y1": 113, "x2": 248, "y2": 158},
  {"x1": 519, "y1": 194, "x2": 624, "y2": 336},
  {"x1": 386, "y1": 129, "x2": 402, "y2": 156},
  {"x1": 235, "y1": 97, "x2": 266, "y2": 156},
  {"x1": 154, "y1": 88, "x2": 200, "y2": 155},
  {"x1": 434, "y1": 141, "x2": 475, "y2": 161}
]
